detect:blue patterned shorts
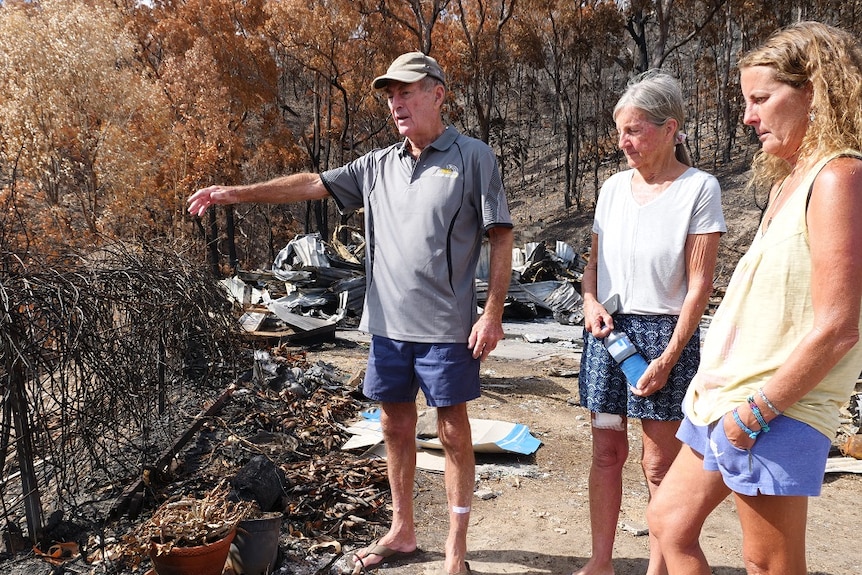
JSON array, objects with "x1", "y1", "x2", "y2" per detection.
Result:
[{"x1": 578, "y1": 314, "x2": 700, "y2": 420}]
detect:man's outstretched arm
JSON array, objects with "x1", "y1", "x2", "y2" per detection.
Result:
[{"x1": 187, "y1": 173, "x2": 329, "y2": 216}]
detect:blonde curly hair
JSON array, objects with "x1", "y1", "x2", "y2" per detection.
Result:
[{"x1": 739, "y1": 21, "x2": 862, "y2": 190}]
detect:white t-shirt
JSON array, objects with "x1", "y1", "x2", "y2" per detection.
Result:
[{"x1": 592, "y1": 167, "x2": 726, "y2": 315}]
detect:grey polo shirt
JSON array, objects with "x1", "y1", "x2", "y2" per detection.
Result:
[{"x1": 320, "y1": 126, "x2": 512, "y2": 343}]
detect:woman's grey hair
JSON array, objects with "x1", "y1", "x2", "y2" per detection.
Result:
[{"x1": 614, "y1": 70, "x2": 691, "y2": 165}]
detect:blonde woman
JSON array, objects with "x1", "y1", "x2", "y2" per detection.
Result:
[{"x1": 649, "y1": 22, "x2": 862, "y2": 575}]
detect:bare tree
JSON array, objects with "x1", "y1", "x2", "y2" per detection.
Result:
[
  {"x1": 358, "y1": 0, "x2": 453, "y2": 54},
  {"x1": 621, "y1": 0, "x2": 730, "y2": 72}
]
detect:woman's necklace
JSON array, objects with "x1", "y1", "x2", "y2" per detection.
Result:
[
  {"x1": 765, "y1": 183, "x2": 784, "y2": 230},
  {"x1": 764, "y1": 170, "x2": 797, "y2": 231}
]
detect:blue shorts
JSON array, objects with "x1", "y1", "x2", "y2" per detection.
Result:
[
  {"x1": 677, "y1": 415, "x2": 830, "y2": 496},
  {"x1": 579, "y1": 314, "x2": 700, "y2": 420},
  {"x1": 363, "y1": 336, "x2": 481, "y2": 407}
]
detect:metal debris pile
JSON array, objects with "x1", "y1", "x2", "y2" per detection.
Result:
[
  {"x1": 223, "y1": 232, "x2": 366, "y2": 342},
  {"x1": 230, "y1": 235, "x2": 589, "y2": 344},
  {"x1": 489, "y1": 239, "x2": 587, "y2": 324}
]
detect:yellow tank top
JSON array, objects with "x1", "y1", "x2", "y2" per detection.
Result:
[{"x1": 683, "y1": 151, "x2": 862, "y2": 438}]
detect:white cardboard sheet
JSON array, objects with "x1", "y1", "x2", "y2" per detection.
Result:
[{"x1": 341, "y1": 410, "x2": 542, "y2": 472}]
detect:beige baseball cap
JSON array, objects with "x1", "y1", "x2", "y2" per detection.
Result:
[{"x1": 372, "y1": 52, "x2": 446, "y2": 89}]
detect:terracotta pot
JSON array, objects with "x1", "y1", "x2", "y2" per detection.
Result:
[{"x1": 149, "y1": 529, "x2": 235, "y2": 575}]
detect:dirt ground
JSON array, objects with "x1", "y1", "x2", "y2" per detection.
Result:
[
  {"x1": 0, "y1": 320, "x2": 857, "y2": 575},
  {"x1": 317, "y1": 322, "x2": 862, "y2": 575}
]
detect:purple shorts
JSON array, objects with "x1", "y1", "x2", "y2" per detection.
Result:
[
  {"x1": 677, "y1": 414, "x2": 830, "y2": 496},
  {"x1": 363, "y1": 336, "x2": 481, "y2": 407}
]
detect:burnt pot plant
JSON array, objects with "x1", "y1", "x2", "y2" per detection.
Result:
[{"x1": 123, "y1": 482, "x2": 254, "y2": 575}]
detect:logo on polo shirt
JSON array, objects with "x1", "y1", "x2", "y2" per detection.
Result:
[{"x1": 433, "y1": 164, "x2": 460, "y2": 179}]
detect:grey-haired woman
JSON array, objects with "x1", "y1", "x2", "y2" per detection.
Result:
[{"x1": 574, "y1": 70, "x2": 725, "y2": 575}]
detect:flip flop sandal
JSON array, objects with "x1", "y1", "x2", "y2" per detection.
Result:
[{"x1": 348, "y1": 539, "x2": 418, "y2": 574}]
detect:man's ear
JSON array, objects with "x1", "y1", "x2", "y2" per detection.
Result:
[{"x1": 434, "y1": 84, "x2": 446, "y2": 106}]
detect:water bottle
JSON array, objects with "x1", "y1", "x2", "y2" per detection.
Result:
[{"x1": 603, "y1": 329, "x2": 649, "y2": 389}]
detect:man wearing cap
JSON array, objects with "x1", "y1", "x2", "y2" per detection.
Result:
[{"x1": 187, "y1": 52, "x2": 513, "y2": 575}]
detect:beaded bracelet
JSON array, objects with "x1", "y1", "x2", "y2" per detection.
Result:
[
  {"x1": 732, "y1": 407, "x2": 760, "y2": 439},
  {"x1": 758, "y1": 388, "x2": 782, "y2": 416},
  {"x1": 747, "y1": 396, "x2": 770, "y2": 433}
]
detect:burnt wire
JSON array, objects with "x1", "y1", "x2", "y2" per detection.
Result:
[{"x1": 0, "y1": 241, "x2": 242, "y2": 530}]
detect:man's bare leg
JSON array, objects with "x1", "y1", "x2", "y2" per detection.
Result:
[
  {"x1": 352, "y1": 401, "x2": 418, "y2": 571},
  {"x1": 437, "y1": 403, "x2": 474, "y2": 575}
]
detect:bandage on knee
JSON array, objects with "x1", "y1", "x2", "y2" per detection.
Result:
[
  {"x1": 592, "y1": 412, "x2": 625, "y2": 431},
  {"x1": 451, "y1": 506, "x2": 471, "y2": 514}
]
